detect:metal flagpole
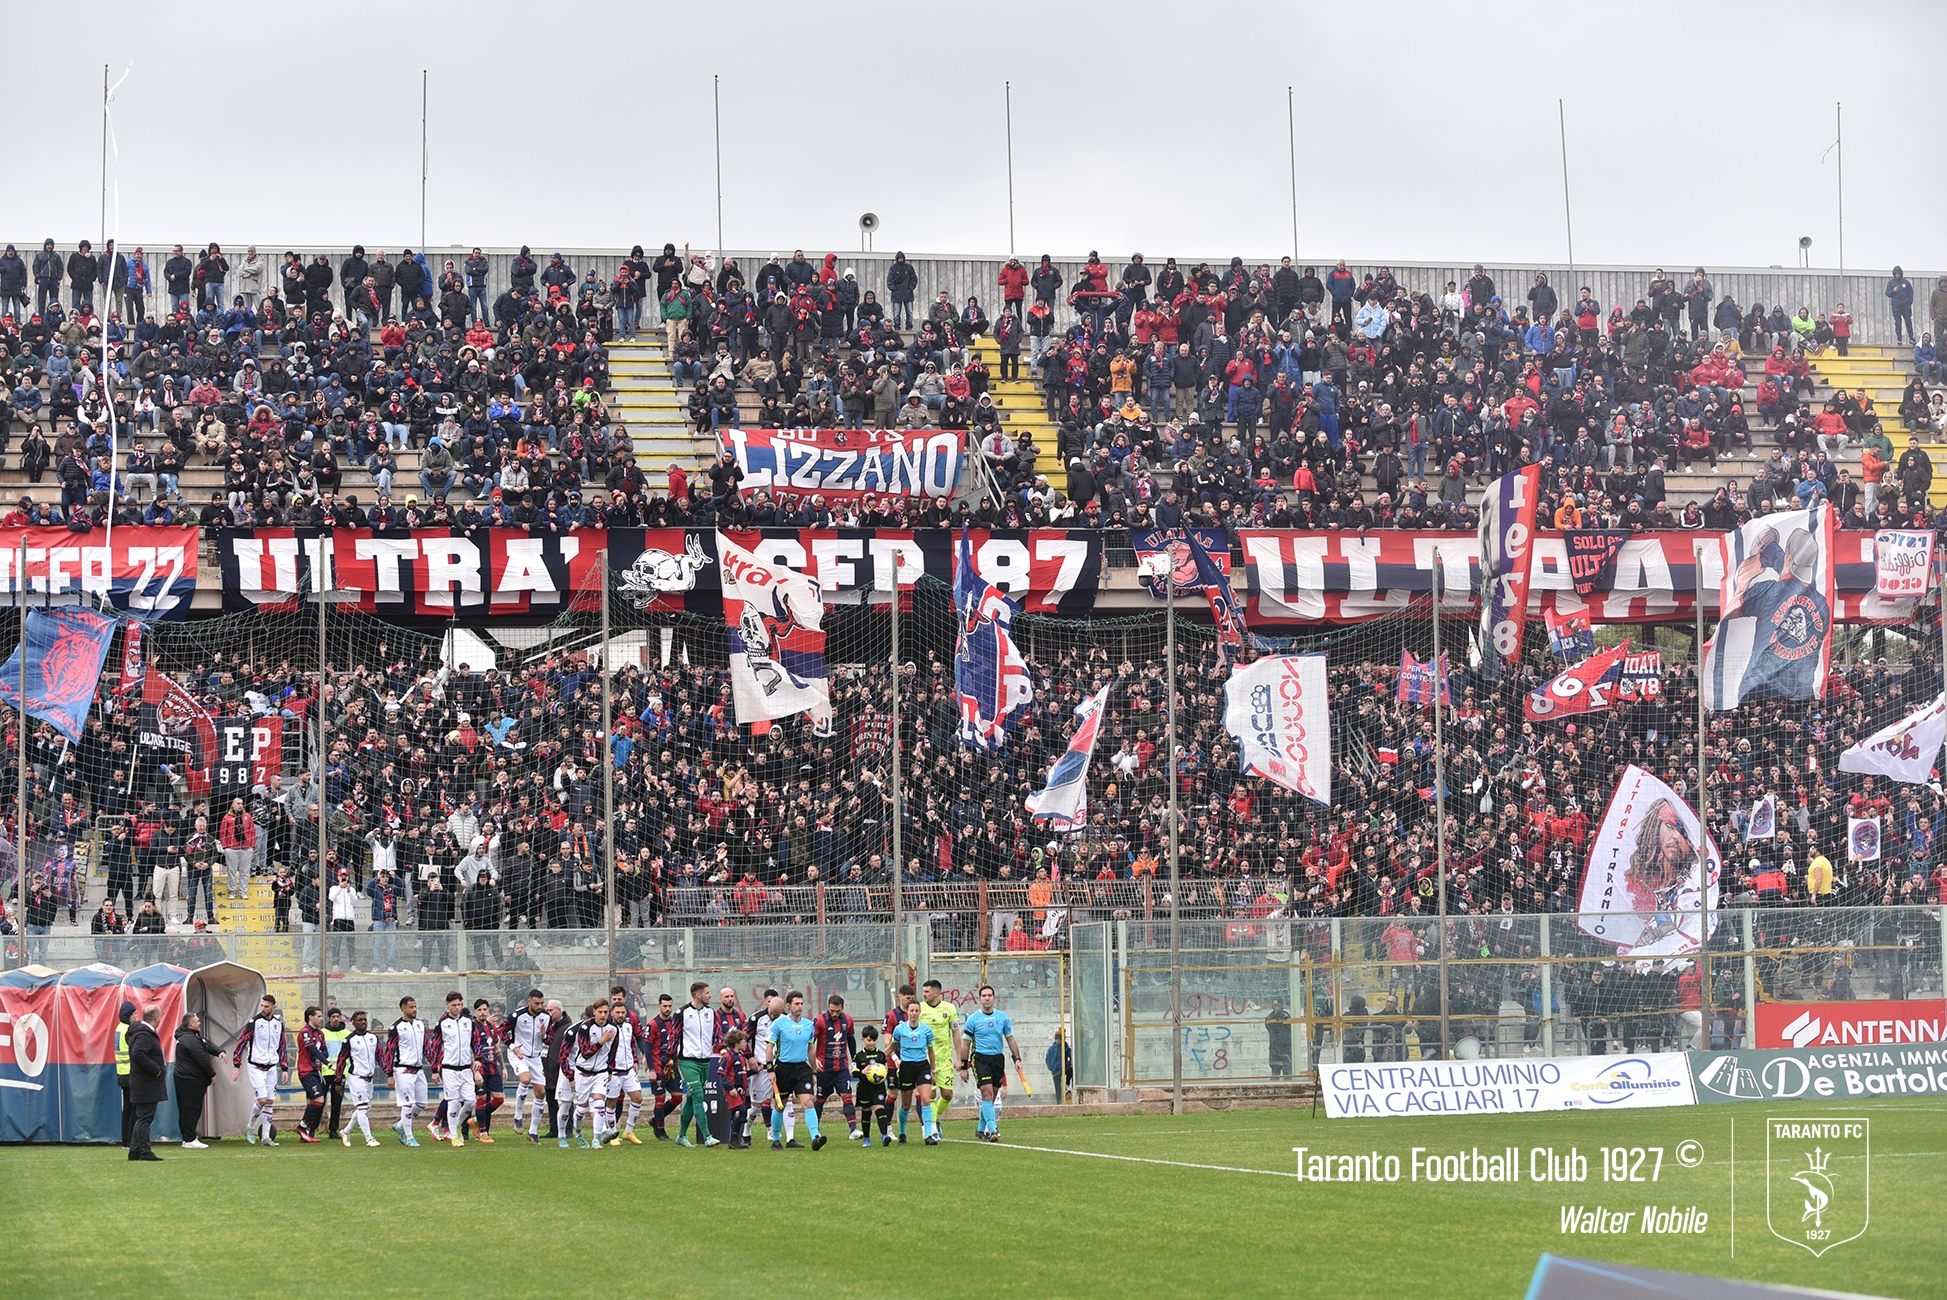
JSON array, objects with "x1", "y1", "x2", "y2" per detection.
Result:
[
  {"x1": 316, "y1": 542, "x2": 330, "y2": 1014},
  {"x1": 100, "y1": 65, "x2": 109, "y2": 245},
  {"x1": 1430, "y1": 556, "x2": 1451, "y2": 1058},
  {"x1": 12, "y1": 539, "x2": 24, "y2": 968},
  {"x1": 1558, "y1": 99, "x2": 1575, "y2": 280},
  {"x1": 601, "y1": 549, "x2": 616, "y2": 988},
  {"x1": 1835, "y1": 102, "x2": 1844, "y2": 280},
  {"x1": 889, "y1": 562, "x2": 903, "y2": 983},
  {"x1": 1694, "y1": 541, "x2": 1712, "y2": 1038},
  {"x1": 1005, "y1": 82, "x2": 1016, "y2": 256},
  {"x1": 1286, "y1": 86, "x2": 1299, "y2": 260},
  {"x1": 713, "y1": 75, "x2": 725, "y2": 255},
  {"x1": 1167, "y1": 577, "x2": 1181, "y2": 1114},
  {"x1": 420, "y1": 71, "x2": 428, "y2": 250}
]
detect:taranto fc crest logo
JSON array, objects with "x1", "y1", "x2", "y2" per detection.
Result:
[{"x1": 1767, "y1": 1117, "x2": 1869, "y2": 1256}]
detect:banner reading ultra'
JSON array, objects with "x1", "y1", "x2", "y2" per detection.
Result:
[
  {"x1": 218, "y1": 529, "x2": 604, "y2": 617},
  {"x1": 0, "y1": 526, "x2": 198, "y2": 619},
  {"x1": 719, "y1": 426, "x2": 966, "y2": 504}
]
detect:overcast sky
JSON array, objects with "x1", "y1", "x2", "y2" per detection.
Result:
[{"x1": 19, "y1": 0, "x2": 1940, "y2": 272}]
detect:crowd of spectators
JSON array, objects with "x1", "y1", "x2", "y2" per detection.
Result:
[{"x1": 664, "y1": 251, "x2": 1947, "y2": 539}]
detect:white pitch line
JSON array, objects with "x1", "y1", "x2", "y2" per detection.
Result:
[{"x1": 947, "y1": 1138, "x2": 1296, "y2": 1178}]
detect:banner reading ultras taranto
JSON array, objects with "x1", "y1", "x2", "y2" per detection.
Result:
[
  {"x1": 0, "y1": 526, "x2": 198, "y2": 618},
  {"x1": 218, "y1": 528, "x2": 605, "y2": 616}
]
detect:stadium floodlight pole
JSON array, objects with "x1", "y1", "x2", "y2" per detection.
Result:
[
  {"x1": 1429, "y1": 552, "x2": 1451, "y2": 1059},
  {"x1": 1286, "y1": 86, "x2": 1298, "y2": 259},
  {"x1": 601, "y1": 549, "x2": 616, "y2": 988},
  {"x1": 316, "y1": 541, "x2": 329, "y2": 1014},
  {"x1": 889, "y1": 561, "x2": 903, "y2": 982},
  {"x1": 1557, "y1": 98, "x2": 1575, "y2": 280},
  {"x1": 100, "y1": 65, "x2": 109, "y2": 245},
  {"x1": 1693, "y1": 540, "x2": 1712, "y2": 1040},
  {"x1": 1005, "y1": 82, "x2": 1015, "y2": 256},
  {"x1": 1166, "y1": 575, "x2": 1181, "y2": 1114},
  {"x1": 1835, "y1": 102, "x2": 1844, "y2": 280},
  {"x1": 420, "y1": 70, "x2": 428, "y2": 249},
  {"x1": 12, "y1": 538, "x2": 24, "y2": 969}
]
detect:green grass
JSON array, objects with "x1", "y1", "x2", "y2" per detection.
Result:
[{"x1": 5, "y1": 1099, "x2": 1943, "y2": 1299}]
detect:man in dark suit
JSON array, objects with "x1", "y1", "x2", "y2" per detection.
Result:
[{"x1": 127, "y1": 1006, "x2": 168, "y2": 1161}]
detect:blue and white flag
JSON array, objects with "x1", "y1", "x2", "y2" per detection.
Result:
[
  {"x1": 954, "y1": 530, "x2": 1033, "y2": 749},
  {"x1": 718, "y1": 533, "x2": 832, "y2": 731},
  {"x1": 1704, "y1": 504, "x2": 1835, "y2": 710},
  {"x1": 1744, "y1": 794, "x2": 1777, "y2": 842},
  {"x1": 0, "y1": 607, "x2": 120, "y2": 744},
  {"x1": 1026, "y1": 685, "x2": 1111, "y2": 832}
]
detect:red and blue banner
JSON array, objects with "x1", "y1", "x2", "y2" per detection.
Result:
[
  {"x1": 954, "y1": 531, "x2": 1032, "y2": 750},
  {"x1": 1396, "y1": 650, "x2": 1449, "y2": 707},
  {"x1": 1545, "y1": 606, "x2": 1595, "y2": 659},
  {"x1": 0, "y1": 607, "x2": 120, "y2": 743},
  {"x1": 718, "y1": 426, "x2": 967, "y2": 505},
  {"x1": 1027, "y1": 685, "x2": 1111, "y2": 831},
  {"x1": 1563, "y1": 529, "x2": 1631, "y2": 598},
  {"x1": 0, "y1": 963, "x2": 190, "y2": 1144},
  {"x1": 1476, "y1": 465, "x2": 1541, "y2": 673},
  {"x1": 1525, "y1": 641, "x2": 1633, "y2": 721},
  {"x1": 0, "y1": 526, "x2": 198, "y2": 619}
]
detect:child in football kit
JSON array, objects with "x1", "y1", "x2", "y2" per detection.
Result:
[
  {"x1": 713, "y1": 1030, "x2": 750, "y2": 1148},
  {"x1": 851, "y1": 1026, "x2": 893, "y2": 1148}
]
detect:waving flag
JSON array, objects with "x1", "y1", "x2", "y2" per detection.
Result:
[
  {"x1": 1524, "y1": 641, "x2": 1631, "y2": 721},
  {"x1": 1745, "y1": 795, "x2": 1777, "y2": 841},
  {"x1": 0, "y1": 608, "x2": 118, "y2": 744},
  {"x1": 718, "y1": 533, "x2": 832, "y2": 731},
  {"x1": 1544, "y1": 606, "x2": 1595, "y2": 659},
  {"x1": 1222, "y1": 654, "x2": 1329, "y2": 804},
  {"x1": 117, "y1": 620, "x2": 146, "y2": 696},
  {"x1": 1562, "y1": 529, "x2": 1630, "y2": 598},
  {"x1": 1704, "y1": 504, "x2": 1835, "y2": 710},
  {"x1": 139, "y1": 669, "x2": 220, "y2": 796},
  {"x1": 1027, "y1": 685, "x2": 1111, "y2": 831},
  {"x1": 1396, "y1": 649, "x2": 1449, "y2": 707},
  {"x1": 1578, "y1": 765, "x2": 1722, "y2": 957},
  {"x1": 1134, "y1": 527, "x2": 1251, "y2": 662},
  {"x1": 1839, "y1": 692, "x2": 1947, "y2": 785},
  {"x1": 1476, "y1": 464, "x2": 1540, "y2": 677},
  {"x1": 954, "y1": 530, "x2": 1033, "y2": 749}
]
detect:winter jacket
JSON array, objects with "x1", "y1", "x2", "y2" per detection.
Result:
[
  {"x1": 886, "y1": 257, "x2": 918, "y2": 304},
  {"x1": 32, "y1": 248, "x2": 62, "y2": 287},
  {"x1": 0, "y1": 252, "x2": 25, "y2": 297},
  {"x1": 1030, "y1": 262, "x2": 1063, "y2": 304}
]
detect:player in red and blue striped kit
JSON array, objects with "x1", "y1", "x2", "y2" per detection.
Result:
[
  {"x1": 812, "y1": 995, "x2": 861, "y2": 1140},
  {"x1": 295, "y1": 1007, "x2": 330, "y2": 1143},
  {"x1": 644, "y1": 993, "x2": 682, "y2": 1140}
]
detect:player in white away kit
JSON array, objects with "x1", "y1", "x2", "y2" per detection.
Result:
[
  {"x1": 433, "y1": 992, "x2": 485, "y2": 1148},
  {"x1": 334, "y1": 1011, "x2": 384, "y2": 1146},
  {"x1": 385, "y1": 996, "x2": 429, "y2": 1146},
  {"x1": 507, "y1": 989, "x2": 551, "y2": 1144},
  {"x1": 229, "y1": 994, "x2": 288, "y2": 1146},
  {"x1": 605, "y1": 990, "x2": 645, "y2": 1146},
  {"x1": 569, "y1": 1001, "x2": 617, "y2": 1149},
  {"x1": 746, "y1": 991, "x2": 779, "y2": 1149}
]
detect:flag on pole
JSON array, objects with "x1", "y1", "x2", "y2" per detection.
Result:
[
  {"x1": 1476, "y1": 464, "x2": 1540, "y2": 677},
  {"x1": 1839, "y1": 693, "x2": 1947, "y2": 785},
  {"x1": 1026, "y1": 685, "x2": 1111, "y2": 832},
  {"x1": 0, "y1": 607, "x2": 119, "y2": 744},
  {"x1": 117, "y1": 619, "x2": 146, "y2": 696},
  {"x1": 1576, "y1": 764, "x2": 1722, "y2": 958},
  {"x1": 1847, "y1": 816, "x2": 1881, "y2": 861},
  {"x1": 1544, "y1": 606, "x2": 1595, "y2": 659},
  {"x1": 954, "y1": 530, "x2": 1033, "y2": 749},
  {"x1": 1744, "y1": 795, "x2": 1777, "y2": 841},
  {"x1": 1221, "y1": 654, "x2": 1330, "y2": 804},
  {"x1": 717, "y1": 533, "x2": 832, "y2": 731},
  {"x1": 1395, "y1": 649, "x2": 1449, "y2": 706},
  {"x1": 1703, "y1": 504, "x2": 1835, "y2": 710},
  {"x1": 139, "y1": 669, "x2": 220, "y2": 795},
  {"x1": 1133, "y1": 527, "x2": 1252, "y2": 662}
]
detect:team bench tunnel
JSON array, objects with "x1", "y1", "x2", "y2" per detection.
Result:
[{"x1": 0, "y1": 961, "x2": 266, "y2": 1143}]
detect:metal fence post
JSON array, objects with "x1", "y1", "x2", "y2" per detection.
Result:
[
  {"x1": 1743, "y1": 909, "x2": 1759, "y2": 1049},
  {"x1": 1539, "y1": 914, "x2": 1554, "y2": 1058}
]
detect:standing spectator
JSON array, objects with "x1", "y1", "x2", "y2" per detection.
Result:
[
  {"x1": 0, "y1": 243, "x2": 27, "y2": 321},
  {"x1": 1886, "y1": 265, "x2": 1915, "y2": 344},
  {"x1": 997, "y1": 257, "x2": 1029, "y2": 316},
  {"x1": 173, "y1": 1010, "x2": 219, "y2": 1148},
  {"x1": 162, "y1": 244, "x2": 194, "y2": 315},
  {"x1": 123, "y1": 245, "x2": 150, "y2": 319},
  {"x1": 886, "y1": 252, "x2": 918, "y2": 329},
  {"x1": 1045, "y1": 1028, "x2": 1072, "y2": 1104},
  {"x1": 464, "y1": 246, "x2": 491, "y2": 323},
  {"x1": 32, "y1": 238, "x2": 62, "y2": 317},
  {"x1": 66, "y1": 239, "x2": 99, "y2": 310},
  {"x1": 220, "y1": 798, "x2": 257, "y2": 899},
  {"x1": 126, "y1": 1006, "x2": 167, "y2": 1161},
  {"x1": 234, "y1": 246, "x2": 266, "y2": 310},
  {"x1": 197, "y1": 242, "x2": 229, "y2": 310},
  {"x1": 1684, "y1": 267, "x2": 1713, "y2": 340},
  {"x1": 1929, "y1": 277, "x2": 1947, "y2": 357}
]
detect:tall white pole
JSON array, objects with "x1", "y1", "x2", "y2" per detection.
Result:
[
  {"x1": 12, "y1": 539, "x2": 24, "y2": 968},
  {"x1": 1286, "y1": 86, "x2": 1299, "y2": 260},
  {"x1": 1694, "y1": 542, "x2": 1712, "y2": 1039},
  {"x1": 890, "y1": 560, "x2": 903, "y2": 981},
  {"x1": 1558, "y1": 99, "x2": 1575, "y2": 280},
  {"x1": 713, "y1": 76, "x2": 725, "y2": 255},
  {"x1": 421, "y1": 71, "x2": 429, "y2": 250},
  {"x1": 1431, "y1": 555, "x2": 1451, "y2": 1058},
  {"x1": 1835, "y1": 102, "x2": 1844, "y2": 281},
  {"x1": 1005, "y1": 82, "x2": 1016, "y2": 257},
  {"x1": 602, "y1": 550, "x2": 616, "y2": 987},
  {"x1": 1166, "y1": 580, "x2": 1181, "y2": 1114},
  {"x1": 316, "y1": 543, "x2": 330, "y2": 1013}
]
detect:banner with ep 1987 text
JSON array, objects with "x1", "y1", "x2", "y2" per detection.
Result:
[
  {"x1": 718, "y1": 426, "x2": 966, "y2": 505},
  {"x1": 0, "y1": 526, "x2": 198, "y2": 619}
]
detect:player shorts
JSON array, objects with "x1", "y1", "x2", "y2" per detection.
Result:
[
  {"x1": 246, "y1": 1064, "x2": 279, "y2": 1101},
  {"x1": 973, "y1": 1053, "x2": 1008, "y2": 1090},
  {"x1": 894, "y1": 1060, "x2": 934, "y2": 1092},
  {"x1": 441, "y1": 1067, "x2": 477, "y2": 1110},
  {"x1": 394, "y1": 1067, "x2": 428, "y2": 1108},
  {"x1": 346, "y1": 1075, "x2": 375, "y2": 1106},
  {"x1": 775, "y1": 1061, "x2": 814, "y2": 1098},
  {"x1": 651, "y1": 1067, "x2": 679, "y2": 1097},
  {"x1": 511, "y1": 1053, "x2": 539, "y2": 1085},
  {"x1": 748, "y1": 1069, "x2": 774, "y2": 1106},
  {"x1": 300, "y1": 1070, "x2": 324, "y2": 1101},
  {"x1": 932, "y1": 1052, "x2": 955, "y2": 1094},
  {"x1": 572, "y1": 1069, "x2": 603, "y2": 1109},
  {"x1": 481, "y1": 1068, "x2": 503, "y2": 1094},
  {"x1": 604, "y1": 1068, "x2": 641, "y2": 1099},
  {"x1": 815, "y1": 1069, "x2": 851, "y2": 1099},
  {"x1": 855, "y1": 1085, "x2": 887, "y2": 1112}
]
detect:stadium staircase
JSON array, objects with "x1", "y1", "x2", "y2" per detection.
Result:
[
  {"x1": 606, "y1": 338, "x2": 703, "y2": 493},
  {"x1": 215, "y1": 876, "x2": 296, "y2": 968}
]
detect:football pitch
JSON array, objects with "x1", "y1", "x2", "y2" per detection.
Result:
[{"x1": 5, "y1": 1098, "x2": 1942, "y2": 1299}]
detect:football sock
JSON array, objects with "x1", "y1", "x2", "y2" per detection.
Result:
[
  {"x1": 627, "y1": 1101, "x2": 641, "y2": 1132},
  {"x1": 897, "y1": 1107, "x2": 908, "y2": 1137},
  {"x1": 980, "y1": 1099, "x2": 995, "y2": 1132},
  {"x1": 803, "y1": 1107, "x2": 820, "y2": 1139}
]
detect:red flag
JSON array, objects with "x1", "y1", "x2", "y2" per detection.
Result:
[
  {"x1": 140, "y1": 670, "x2": 219, "y2": 795},
  {"x1": 1524, "y1": 641, "x2": 1631, "y2": 721},
  {"x1": 117, "y1": 621, "x2": 145, "y2": 696}
]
